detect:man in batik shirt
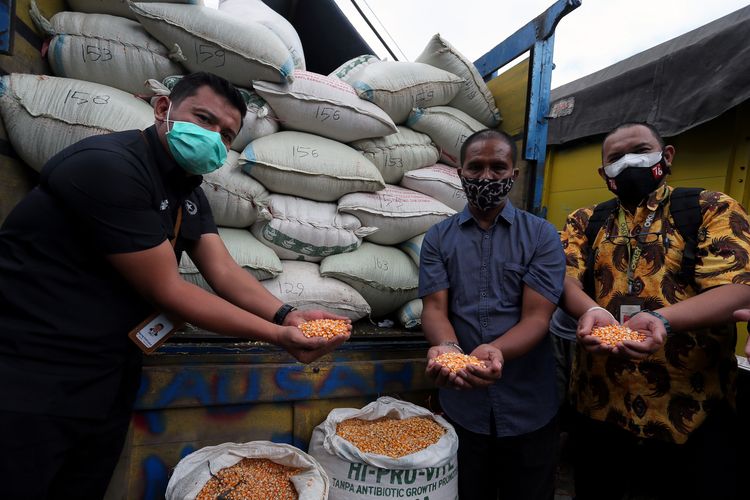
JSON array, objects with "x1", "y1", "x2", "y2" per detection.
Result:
[{"x1": 561, "y1": 122, "x2": 750, "y2": 500}]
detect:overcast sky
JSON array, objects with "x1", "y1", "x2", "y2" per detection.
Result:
[{"x1": 332, "y1": 0, "x2": 749, "y2": 89}]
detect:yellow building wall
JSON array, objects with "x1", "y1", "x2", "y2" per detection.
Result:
[{"x1": 543, "y1": 100, "x2": 750, "y2": 355}]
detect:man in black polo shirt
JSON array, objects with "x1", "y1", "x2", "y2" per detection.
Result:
[{"x1": 0, "y1": 72, "x2": 349, "y2": 499}]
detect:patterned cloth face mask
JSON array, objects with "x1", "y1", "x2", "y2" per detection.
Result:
[
  {"x1": 165, "y1": 102, "x2": 227, "y2": 175},
  {"x1": 460, "y1": 176, "x2": 515, "y2": 211}
]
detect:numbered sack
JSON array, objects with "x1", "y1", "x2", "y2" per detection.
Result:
[
  {"x1": 130, "y1": 2, "x2": 294, "y2": 87},
  {"x1": 400, "y1": 163, "x2": 466, "y2": 212},
  {"x1": 148, "y1": 75, "x2": 279, "y2": 152},
  {"x1": 166, "y1": 441, "x2": 328, "y2": 500},
  {"x1": 251, "y1": 194, "x2": 377, "y2": 262},
  {"x1": 218, "y1": 0, "x2": 305, "y2": 70},
  {"x1": 350, "y1": 61, "x2": 463, "y2": 124},
  {"x1": 350, "y1": 126, "x2": 439, "y2": 185},
  {"x1": 201, "y1": 151, "x2": 269, "y2": 228},
  {"x1": 416, "y1": 34, "x2": 501, "y2": 127},
  {"x1": 397, "y1": 299, "x2": 423, "y2": 329},
  {"x1": 262, "y1": 261, "x2": 371, "y2": 320},
  {"x1": 30, "y1": 4, "x2": 183, "y2": 96},
  {"x1": 240, "y1": 131, "x2": 385, "y2": 202},
  {"x1": 309, "y1": 397, "x2": 459, "y2": 500},
  {"x1": 0, "y1": 74, "x2": 154, "y2": 172},
  {"x1": 320, "y1": 242, "x2": 418, "y2": 317},
  {"x1": 67, "y1": 0, "x2": 204, "y2": 21},
  {"x1": 253, "y1": 70, "x2": 397, "y2": 143},
  {"x1": 179, "y1": 227, "x2": 282, "y2": 288},
  {"x1": 406, "y1": 106, "x2": 486, "y2": 167},
  {"x1": 338, "y1": 185, "x2": 455, "y2": 245}
]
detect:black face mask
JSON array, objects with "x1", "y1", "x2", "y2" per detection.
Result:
[
  {"x1": 606, "y1": 162, "x2": 668, "y2": 205},
  {"x1": 460, "y1": 176, "x2": 515, "y2": 211}
]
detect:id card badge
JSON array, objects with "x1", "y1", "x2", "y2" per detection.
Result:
[
  {"x1": 619, "y1": 297, "x2": 644, "y2": 324},
  {"x1": 128, "y1": 312, "x2": 184, "y2": 354}
]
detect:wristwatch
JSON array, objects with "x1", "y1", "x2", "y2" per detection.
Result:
[
  {"x1": 642, "y1": 309, "x2": 672, "y2": 335},
  {"x1": 439, "y1": 341, "x2": 464, "y2": 354},
  {"x1": 273, "y1": 303, "x2": 297, "y2": 325}
]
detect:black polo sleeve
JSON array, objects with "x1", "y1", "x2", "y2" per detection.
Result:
[{"x1": 44, "y1": 147, "x2": 168, "y2": 255}]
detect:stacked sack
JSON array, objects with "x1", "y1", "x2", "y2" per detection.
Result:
[{"x1": 2, "y1": 1, "x2": 503, "y2": 328}]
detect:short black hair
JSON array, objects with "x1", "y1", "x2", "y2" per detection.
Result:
[
  {"x1": 170, "y1": 72, "x2": 247, "y2": 122},
  {"x1": 460, "y1": 129, "x2": 517, "y2": 166},
  {"x1": 603, "y1": 122, "x2": 666, "y2": 150}
]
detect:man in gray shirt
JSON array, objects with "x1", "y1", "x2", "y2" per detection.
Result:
[{"x1": 420, "y1": 129, "x2": 566, "y2": 499}]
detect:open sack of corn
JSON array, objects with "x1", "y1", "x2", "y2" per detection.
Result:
[
  {"x1": 166, "y1": 441, "x2": 329, "y2": 500},
  {"x1": 309, "y1": 396, "x2": 458, "y2": 500}
]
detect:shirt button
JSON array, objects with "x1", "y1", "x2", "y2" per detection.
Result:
[
  {"x1": 482, "y1": 292, "x2": 487, "y2": 297},
  {"x1": 482, "y1": 322, "x2": 488, "y2": 327},
  {"x1": 484, "y1": 235, "x2": 489, "y2": 239}
]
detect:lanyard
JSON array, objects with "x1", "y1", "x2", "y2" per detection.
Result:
[{"x1": 618, "y1": 207, "x2": 657, "y2": 295}]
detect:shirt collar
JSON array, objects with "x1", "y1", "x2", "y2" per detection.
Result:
[
  {"x1": 144, "y1": 125, "x2": 202, "y2": 194},
  {"x1": 458, "y1": 199, "x2": 516, "y2": 227}
]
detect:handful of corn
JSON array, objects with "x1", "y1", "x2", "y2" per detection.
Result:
[
  {"x1": 591, "y1": 324, "x2": 647, "y2": 346},
  {"x1": 299, "y1": 319, "x2": 349, "y2": 339},
  {"x1": 196, "y1": 458, "x2": 300, "y2": 500},
  {"x1": 433, "y1": 352, "x2": 485, "y2": 373},
  {"x1": 336, "y1": 416, "x2": 446, "y2": 458}
]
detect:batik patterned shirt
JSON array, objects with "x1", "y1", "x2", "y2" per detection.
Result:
[{"x1": 562, "y1": 184, "x2": 750, "y2": 443}]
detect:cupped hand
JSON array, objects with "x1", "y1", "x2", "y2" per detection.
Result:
[
  {"x1": 276, "y1": 324, "x2": 348, "y2": 364},
  {"x1": 577, "y1": 307, "x2": 618, "y2": 355},
  {"x1": 618, "y1": 312, "x2": 667, "y2": 360},
  {"x1": 456, "y1": 344, "x2": 503, "y2": 389},
  {"x1": 426, "y1": 345, "x2": 466, "y2": 389}
]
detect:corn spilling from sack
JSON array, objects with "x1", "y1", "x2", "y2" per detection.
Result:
[
  {"x1": 196, "y1": 458, "x2": 301, "y2": 500},
  {"x1": 336, "y1": 416, "x2": 446, "y2": 458}
]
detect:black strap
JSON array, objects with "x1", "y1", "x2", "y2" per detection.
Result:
[
  {"x1": 583, "y1": 198, "x2": 618, "y2": 297},
  {"x1": 669, "y1": 187, "x2": 704, "y2": 288},
  {"x1": 581, "y1": 188, "x2": 703, "y2": 298}
]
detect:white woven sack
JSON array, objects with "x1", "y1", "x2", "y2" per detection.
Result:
[
  {"x1": 251, "y1": 194, "x2": 377, "y2": 262},
  {"x1": 406, "y1": 106, "x2": 486, "y2": 167},
  {"x1": 308, "y1": 397, "x2": 458, "y2": 500},
  {"x1": 231, "y1": 90, "x2": 280, "y2": 151},
  {"x1": 145, "y1": 75, "x2": 279, "y2": 151},
  {"x1": 29, "y1": 5, "x2": 183, "y2": 96},
  {"x1": 179, "y1": 227, "x2": 282, "y2": 287},
  {"x1": 67, "y1": 0, "x2": 203, "y2": 21},
  {"x1": 201, "y1": 150, "x2": 268, "y2": 228},
  {"x1": 338, "y1": 185, "x2": 455, "y2": 245},
  {"x1": 329, "y1": 54, "x2": 381, "y2": 83},
  {"x1": 350, "y1": 61, "x2": 463, "y2": 124},
  {"x1": 397, "y1": 233, "x2": 425, "y2": 267},
  {"x1": 218, "y1": 0, "x2": 305, "y2": 70},
  {"x1": 400, "y1": 163, "x2": 466, "y2": 212},
  {"x1": 262, "y1": 261, "x2": 371, "y2": 321},
  {"x1": 253, "y1": 70, "x2": 397, "y2": 143},
  {"x1": 166, "y1": 441, "x2": 328, "y2": 500},
  {"x1": 397, "y1": 299, "x2": 423, "y2": 329},
  {"x1": 240, "y1": 131, "x2": 385, "y2": 202},
  {"x1": 350, "y1": 126, "x2": 439, "y2": 184},
  {"x1": 130, "y1": 2, "x2": 294, "y2": 87},
  {"x1": 416, "y1": 34, "x2": 501, "y2": 127},
  {"x1": 0, "y1": 74, "x2": 154, "y2": 172},
  {"x1": 319, "y1": 242, "x2": 418, "y2": 317}
]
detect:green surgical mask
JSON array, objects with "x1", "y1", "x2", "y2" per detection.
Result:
[{"x1": 165, "y1": 103, "x2": 227, "y2": 175}]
